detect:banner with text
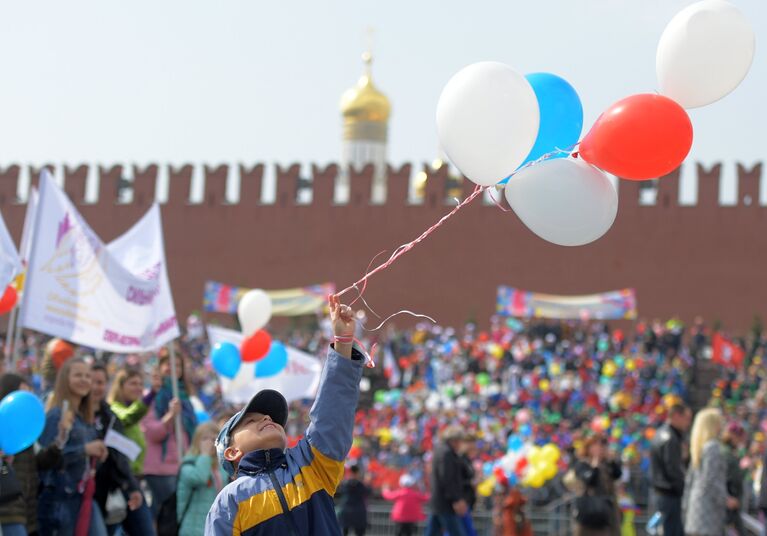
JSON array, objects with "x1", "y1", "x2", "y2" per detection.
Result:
[
  {"x1": 20, "y1": 172, "x2": 179, "y2": 352},
  {"x1": 207, "y1": 325, "x2": 322, "y2": 404},
  {"x1": 203, "y1": 280, "x2": 335, "y2": 316},
  {"x1": 496, "y1": 286, "x2": 637, "y2": 320}
]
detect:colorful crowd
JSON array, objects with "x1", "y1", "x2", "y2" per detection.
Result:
[{"x1": 1, "y1": 312, "x2": 766, "y2": 535}]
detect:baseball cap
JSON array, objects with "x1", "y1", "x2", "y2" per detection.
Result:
[{"x1": 216, "y1": 389, "x2": 289, "y2": 477}]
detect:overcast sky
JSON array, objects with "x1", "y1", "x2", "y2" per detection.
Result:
[{"x1": 0, "y1": 0, "x2": 763, "y2": 203}]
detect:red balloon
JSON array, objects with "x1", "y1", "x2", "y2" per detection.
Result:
[
  {"x1": 515, "y1": 457, "x2": 528, "y2": 475},
  {"x1": 241, "y1": 330, "x2": 272, "y2": 362},
  {"x1": 0, "y1": 285, "x2": 17, "y2": 315},
  {"x1": 49, "y1": 339, "x2": 75, "y2": 369},
  {"x1": 579, "y1": 94, "x2": 693, "y2": 181}
]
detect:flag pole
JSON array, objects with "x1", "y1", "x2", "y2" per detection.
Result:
[
  {"x1": 4, "y1": 304, "x2": 18, "y2": 369},
  {"x1": 168, "y1": 341, "x2": 185, "y2": 463}
]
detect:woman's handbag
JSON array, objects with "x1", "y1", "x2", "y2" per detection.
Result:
[{"x1": 0, "y1": 459, "x2": 23, "y2": 504}]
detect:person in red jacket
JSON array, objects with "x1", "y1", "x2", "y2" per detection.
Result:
[{"x1": 382, "y1": 474, "x2": 430, "y2": 536}]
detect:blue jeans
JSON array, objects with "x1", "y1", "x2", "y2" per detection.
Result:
[
  {"x1": 0, "y1": 523, "x2": 28, "y2": 536},
  {"x1": 460, "y1": 511, "x2": 477, "y2": 536},
  {"x1": 425, "y1": 513, "x2": 466, "y2": 536},
  {"x1": 144, "y1": 475, "x2": 177, "y2": 520},
  {"x1": 657, "y1": 494, "x2": 683, "y2": 536},
  {"x1": 38, "y1": 492, "x2": 108, "y2": 536}
]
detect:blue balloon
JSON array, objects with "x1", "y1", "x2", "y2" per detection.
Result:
[
  {"x1": 483, "y1": 462, "x2": 493, "y2": 477},
  {"x1": 519, "y1": 423, "x2": 532, "y2": 437},
  {"x1": 0, "y1": 391, "x2": 45, "y2": 455},
  {"x1": 195, "y1": 409, "x2": 210, "y2": 423},
  {"x1": 520, "y1": 73, "x2": 583, "y2": 167},
  {"x1": 212, "y1": 342, "x2": 241, "y2": 379},
  {"x1": 507, "y1": 434, "x2": 524, "y2": 452},
  {"x1": 256, "y1": 341, "x2": 288, "y2": 378}
]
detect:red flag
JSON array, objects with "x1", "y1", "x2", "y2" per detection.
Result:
[{"x1": 712, "y1": 333, "x2": 744, "y2": 369}]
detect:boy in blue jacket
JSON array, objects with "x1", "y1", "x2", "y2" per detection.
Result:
[{"x1": 205, "y1": 296, "x2": 364, "y2": 535}]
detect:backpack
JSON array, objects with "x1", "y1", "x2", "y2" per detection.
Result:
[
  {"x1": 157, "y1": 460, "x2": 197, "y2": 536},
  {"x1": 573, "y1": 493, "x2": 613, "y2": 529}
]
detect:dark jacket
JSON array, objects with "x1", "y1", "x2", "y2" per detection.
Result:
[
  {"x1": 0, "y1": 445, "x2": 63, "y2": 532},
  {"x1": 573, "y1": 460, "x2": 622, "y2": 536},
  {"x1": 93, "y1": 400, "x2": 140, "y2": 514},
  {"x1": 337, "y1": 478, "x2": 370, "y2": 530},
  {"x1": 724, "y1": 445, "x2": 745, "y2": 501},
  {"x1": 460, "y1": 454, "x2": 477, "y2": 509},
  {"x1": 430, "y1": 442, "x2": 467, "y2": 515},
  {"x1": 650, "y1": 423, "x2": 686, "y2": 497}
]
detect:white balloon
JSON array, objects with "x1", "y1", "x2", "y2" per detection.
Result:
[
  {"x1": 437, "y1": 61, "x2": 540, "y2": 187},
  {"x1": 237, "y1": 289, "x2": 272, "y2": 336},
  {"x1": 657, "y1": 0, "x2": 755, "y2": 109},
  {"x1": 505, "y1": 158, "x2": 618, "y2": 247}
]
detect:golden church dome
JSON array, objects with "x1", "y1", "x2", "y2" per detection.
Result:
[{"x1": 340, "y1": 52, "x2": 391, "y2": 141}]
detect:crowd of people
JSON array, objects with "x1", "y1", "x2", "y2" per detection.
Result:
[{"x1": 1, "y1": 310, "x2": 766, "y2": 535}]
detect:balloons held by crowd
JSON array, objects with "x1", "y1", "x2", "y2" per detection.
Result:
[
  {"x1": 0, "y1": 390, "x2": 46, "y2": 455},
  {"x1": 210, "y1": 327, "x2": 288, "y2": 379},
  {"x1": 478, "y1": 441, "x2": 562, "y2": 496}
]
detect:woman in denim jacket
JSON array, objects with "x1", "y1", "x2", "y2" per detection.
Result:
[{"x1": 37, "y1": 357, "x2": 110, "y2": 536}]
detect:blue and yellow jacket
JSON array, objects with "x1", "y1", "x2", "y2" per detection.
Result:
[{"x1": 205, "y1": 347, "x2": 364, "y2": 535}]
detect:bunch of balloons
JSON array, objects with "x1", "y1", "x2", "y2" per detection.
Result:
[
  {"x1": 477, "y1": 437, "x2": 562, "y2": 496},
  {"x1": 436, "y1": 0, "x2": 753, "y2": 247},
  {"x1": 0, "y1": 391, "x2": 46, "y2": 455},
  {"x1": 210, "y1": 289, "x2": 289, "y2": 379}
]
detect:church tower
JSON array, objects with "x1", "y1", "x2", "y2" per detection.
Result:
[{"x1": 339, "y1": 50, "x2": 391, "y2": 203}]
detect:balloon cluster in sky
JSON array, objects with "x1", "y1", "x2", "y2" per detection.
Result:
[
  {"x1": 211, "y1": 289, "x2": 289, "y2": 379},
  {"x1": 436, "y1": 0, "x2": 755, "y2": 247}
]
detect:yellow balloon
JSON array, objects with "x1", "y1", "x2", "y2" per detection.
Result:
[
  {"x1": 528, "y1": 446, "x2": 544, "y2": 466},
  {"x1": 542, "y1": 462, "x2": 558, "y2": 480},
  {"x1": 477, "y1": 476, "x2": 496, "y2": 497},
  {"x1": 603, "y1": 361, "x2": 617, "y2": 377},
  {"x1": 539, "y1": 379, "x2": 550, "y2": 392},
  {"x1": 625, "y1": 359, "x2": 636, "y2": 372},
  {"x1": 541, "y1": 443, "x2": 560, "y2": 464},
  {"x1": 528, "y1": 470, "x2": 546, "y2": 488},
  {"x1": 550, "y1": 363, "x2": 562, "y2": 376}
]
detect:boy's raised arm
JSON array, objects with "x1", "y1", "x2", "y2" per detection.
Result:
[{"x1": 305, "y1": 297, "x2": 364, "y2": 461}]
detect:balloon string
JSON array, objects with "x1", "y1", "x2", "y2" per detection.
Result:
[
  {"x1": 365, "y1": 310, "x2": 438, "y2": 332},
  {"x1": 334, "y1": 184, "x2": 486, "y2": 300},
  {"x1": 486, "y1": 188, "x2": 511, "y2": 212}
]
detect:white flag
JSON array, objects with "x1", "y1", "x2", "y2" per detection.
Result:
[
  {"x1": 206, "y1": 325, "x2": 322, "y2": 405},
  {"x1": 19, "y1": 171, "x2": 179, "y2": 352},
  {"x1": 0, "y1": 210, "x2": 22, "y2": 291}
]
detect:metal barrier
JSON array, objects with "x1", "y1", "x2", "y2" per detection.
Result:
[{"x1": 362, "y1": 500, "x2": 766, "y2": 535}]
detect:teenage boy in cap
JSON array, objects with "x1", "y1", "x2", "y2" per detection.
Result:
[{"x1": 205, "y1": 296, "x2": 364, "y2": 535}]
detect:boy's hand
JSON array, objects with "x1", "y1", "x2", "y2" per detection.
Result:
[{"x1": 329, "y1": 295, "x2": 355, "y2": 359}]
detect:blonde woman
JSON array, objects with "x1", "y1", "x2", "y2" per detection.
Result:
[
  {"x1": 176, "y1": 422, "x2": 228, "y2": 536},
  {"x1": 683, "y1": 408, "x2": 737, "y2": 536},
  {"x1": 37, "y1": 357, "x2": 109, "y2": 536}
]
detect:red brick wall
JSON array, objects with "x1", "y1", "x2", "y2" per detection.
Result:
[{"x1": 0, "y1": 161, "x2": 763, "y2": 332}]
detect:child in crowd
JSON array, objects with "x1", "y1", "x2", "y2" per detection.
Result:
[{"x1": 382, "y1": 474, "x2": 430, "y2": 536}]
